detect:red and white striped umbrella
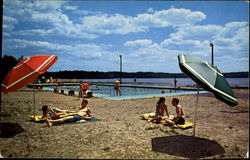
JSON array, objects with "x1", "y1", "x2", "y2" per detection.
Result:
[{"x1": 1, "y1": 55, "x2": 58, "y2": 93}]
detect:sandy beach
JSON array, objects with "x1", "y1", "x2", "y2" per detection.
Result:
[{"x1": 0, "y1": 88, "x2": 248, "y2": 159}]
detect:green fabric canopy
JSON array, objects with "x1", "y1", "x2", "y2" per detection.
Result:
[{"x1": 178, "y1": 54, "x2": 238, "y2": 106}]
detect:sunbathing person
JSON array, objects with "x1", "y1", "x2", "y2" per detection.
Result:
[
  {"x1": 151, "y1": 97, "x2": 170, "y2": 123},
  {"x1": 42, "y1": 105, "x2": 75, "y2": 120},
  {"x1": 45, "y1": 99, "x2": 92, "y2": 127},
  {"x1": 171, "y1": 98, "x2": 186, "y2": 125}
]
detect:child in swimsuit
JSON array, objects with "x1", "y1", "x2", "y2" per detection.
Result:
[
  {"x1": 45, "y1": 99, "x2": 92, "y2": 127},
  {"x1": 114, "y1": 80, "x2": 121, "y2": 96},
  {"x1": 42, "y1": 106, "x2": 75, "y2": 120},
  {"x1": 172, "y1": 98, "x2": 186, "y2": 125},
  {"x1": 151, "y1": 97, "x2": 169, "y2": 123}
]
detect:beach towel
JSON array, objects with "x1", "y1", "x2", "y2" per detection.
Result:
[
  {"x1": 140, "y1": 112, "x2": 193, "y2": 129},
  {"x1": 61, "y1": 117, "x2": 101, "y2": 126},
  {"x1": 29, "y1": 113, "x2": 78, "y2": 123},
  {"x1": 29, "y1": 114, "x2": 101, "y2": 125},
  {"x1": 140, "y1": 112, "x2": 167, "y2": 123},
  {"x1": 175, "y1": 121, "x2": 193, "y2": 129}
]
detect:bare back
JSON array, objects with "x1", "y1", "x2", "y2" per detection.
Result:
[{"x1": 176, "y1": 104, "x2": 185, "y2": 118}]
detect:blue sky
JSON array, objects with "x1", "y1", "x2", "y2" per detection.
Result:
[{"x1": 3, "y1": 0, "x2": 249, "y2": 73}]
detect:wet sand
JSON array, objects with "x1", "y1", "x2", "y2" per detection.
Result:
[{"x1": 0, "y1": 88, "x2": 249, "y2": 159}]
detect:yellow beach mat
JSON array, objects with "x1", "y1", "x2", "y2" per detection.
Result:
[
  {"x1": 176, "y1": 121, "x2": 193, "y2": 129},
  {"x1": 140, "y1": 112, "x2": 155, "y2": 119},
  {"x1": 29, "y1": 113, "x2": 78, "y2": 122},
  {"x1": 29, "y1": 115, "x2": 45, "y2": 122},
  {"x1": 140, "y1": 112, "x2": 166, "y2": 123},
  {"x1": 140, "y1": 112, "x2": 193, "y2": 129}
]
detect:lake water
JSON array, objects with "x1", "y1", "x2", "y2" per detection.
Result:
[
  {"x1": 43, "y1": 77, "x2": 247, "y2": 100},
  {"x1": 44, "y1": 84, "x2": 206, "y2": 100},
  {"x1": 61, "y1": 78, "x2": 249, "y2": 87}
]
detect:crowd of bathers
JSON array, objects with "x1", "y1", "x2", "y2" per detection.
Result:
[{"x1": 41, "y1": 95, "x2": 186, "y2": 127}]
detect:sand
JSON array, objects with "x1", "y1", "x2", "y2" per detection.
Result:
[{"x1": 0, "y1": 88, "x2": 249, "y2": 159}]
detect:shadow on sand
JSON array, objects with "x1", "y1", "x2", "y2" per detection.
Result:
[
  {"x1": 152, "y1": 135, "x2": 225, "y2": 159},
  {"x1": 0, "y1": 122, "x2": 25, "y2": 138}
]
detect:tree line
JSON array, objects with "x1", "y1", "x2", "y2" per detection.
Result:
[
  {"x1": 0, "y1": 55, "x2": 248, "y2": 83},
  {"x1": 0, "y1": 55, "x2": 23, "y2": 83}
]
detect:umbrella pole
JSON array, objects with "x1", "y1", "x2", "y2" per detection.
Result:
[
  {"x1": 0, "y1": 92, "x2": 1, "y2": 122},
  {"x1": 193, "y1": 86, "x2": 200, "y2": 137},
  {"x1": 33, "y1": 82, "x2": 36, "y2": 123}
]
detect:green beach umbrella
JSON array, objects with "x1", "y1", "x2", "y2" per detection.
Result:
[
  {"x1": 178, "y1": 54, "x2": 238, "y2": 106},
  {"x1": 178, "y1": 54, "x2": 238, "y2": 137}
]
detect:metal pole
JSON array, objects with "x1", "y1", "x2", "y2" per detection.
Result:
[
  {"x1": 119, "y1": 55, "x2": 122, "y2": 84},
  {"x1": 193, "y1": 86, "x2": 200, "y2": 137},
  {"x1": 33, "y1": 82, "x2": 36, "y2": 123},
  {"x1": 0, "y1": 0, "x2": 3, "y2": 121},
  {"x1": 210, "y1": 43, "x2": 214, "y2": 66}
]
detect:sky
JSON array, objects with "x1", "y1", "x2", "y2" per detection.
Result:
[{"x1": 2, "y1": 0, "x2": 249, "y2": 73}]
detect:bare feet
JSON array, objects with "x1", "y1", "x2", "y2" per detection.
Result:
[{"x1": 45, "y1": 119, "x2": 52, "y2": 127}]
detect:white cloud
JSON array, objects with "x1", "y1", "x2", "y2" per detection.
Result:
[
  {"x1": 74, "y1": 10, "x2": 102, "y2": 15},
  {"x1": 3, "y1": 15, "x2": 18, "y2": 24},
  {"x1": 5, "y1": 0, "x2": 65, "y2": 11},
  {"x1": 147, "y1": 8, "x2": 155, "y2": 13},
  {"x1": 2, "y1": 1, "x2": 248, "y2": 72},
  {"x1": 121, "y1": 20, "x2": 248, "y2": 71},
  {"x1": 64, "y1": 5, "x2": 78, "y2": 11},
  {"x1": 122, "y1": 43, "x2": 181, "y2": 72},
  {"x1": 160, "y1": 21, "x2": 248, "y2": 58},
  {"x1": 81, "y1": 14, "x2": 140, "y2": 35},
  {"x1": 62, "y1": 43, "x2": 115, "y2": 58},
  {"x1": 124, "y1": 39, "x2": 152, "y2": 47},
  {"x1": 30, "y1": 11, "x2": 73, "y2": 26},
  {"x1": 81, "y1": 8, "x2": 206, "y2": 35},
  {"x1": 4, "y1": 38, "x2": 114, "y2": 59},
  {"x1": 4, "y1": 39, "x2": 56, "y2": 50},
  {"x1": 134, "y1": 8, "x2": 206, "y2": 28},
  {"x1": 3, "y1": 15, "x2": 18, "y2": 30},
  {"x1": 4, "y1": 1, "x2": 208, "y2": 39}
]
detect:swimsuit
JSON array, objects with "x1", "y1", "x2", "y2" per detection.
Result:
[
  {"x1": 73, "y1": 114, "x2": 81, "y2": 121},
  {"x1": 176, "y1": 117, "x2": 185, "y2": 125},
  {"x1": 114, "y1": 86, "x2": 120, "y2": 90}
]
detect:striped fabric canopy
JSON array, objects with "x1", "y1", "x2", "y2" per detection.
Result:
[{"x1": 1, "y1": 55, "x2": 58, "y2": 93}]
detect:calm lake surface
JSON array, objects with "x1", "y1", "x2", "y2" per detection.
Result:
[
  {"x1": 44, "y1": 78, "x2": 248, "y2": 100},
  {"x1": 61, "y1": 78, "x2": 249, "y2": 87}
]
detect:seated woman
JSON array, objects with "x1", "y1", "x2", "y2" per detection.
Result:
[
  {"x1": 42, "y1": 105, "x2": 75, "y2": 120},
  {"x1": 45, "y1": 99, "x2": 92, "y2": 127},
  {"x1": 151, "y1": 97, "x2": 170, "y2": 123}
]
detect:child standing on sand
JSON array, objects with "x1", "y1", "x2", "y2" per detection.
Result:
[
  {"x1": 152, "y1": 97, "x2": 169, "y2": 123},
  {"x1": 172, "y1": 98, "x2": 186, "y2": 125}
]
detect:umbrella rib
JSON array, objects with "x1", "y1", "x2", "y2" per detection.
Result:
[
  {"x1": 2, "y1": 55, "x2": 56, "y2": 90},
  {"x1": 35, "y1": 55, "x2": 56, "y2": 72},
  {"x1": 180, "y1": 55, "x2": 237, "y2": 102},
  {"x1": 1, "y1": 70, "x2": 38, "y2": 90},
  {"x1": 13, "y1": 57, "x2": 31, "y2": 69},
  {"x1": 205, "y1": 61, "x2": 224, "y2": 77}
]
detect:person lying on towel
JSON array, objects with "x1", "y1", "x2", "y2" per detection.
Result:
[
  {"x1": 151, "y1": 97, "x2": 170, "y2": 123},
  {"x1": 42, "y1": 105, "x2": 75, "y2": 120},
  {"x1": 45, "y1": 99, "x2": 92, "y2": 127},
  {"x1": 171, "y1": 98, "x2": 186, "y2": 125}
]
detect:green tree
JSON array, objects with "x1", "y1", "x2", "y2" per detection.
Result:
[{"x1": 0, "y1": 55, "x2": 18, "y2": 83}]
